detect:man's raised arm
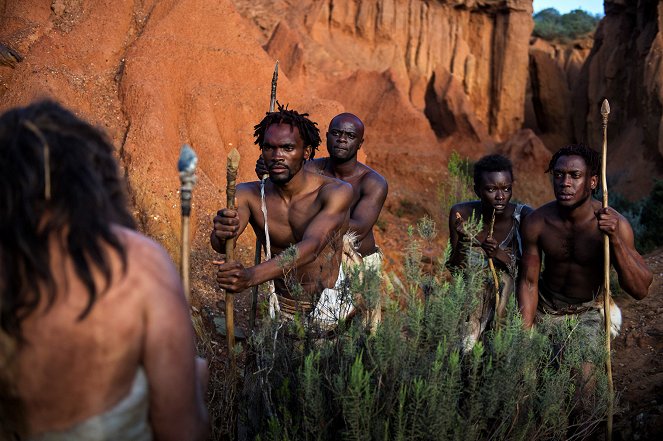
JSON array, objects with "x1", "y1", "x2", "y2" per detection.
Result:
[
  {"x1": 597, "y1": 207, "x2": 653, "y2": 299},
  {"x1": 517, "y1": 212, "x2": 543, "y2": 328},
  {"x1": 349, "y1": 172, "x2": 388, "y2": 243}
]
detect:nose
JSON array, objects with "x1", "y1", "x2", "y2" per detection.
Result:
[{"x1": 495, "y1": 191, "x2": 505, "y2": 201}]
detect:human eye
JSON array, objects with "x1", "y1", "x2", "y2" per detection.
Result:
[
  {"x1": 505, "y1": 187, "x2": 512, "y2": 193},
  {"x1": 553, "y1": 171, "x2": 563, "y2": 178},
  {"x1": 347, "y1": 133, "x2": 356, "y2": 139},
  {"x1": 572, "y1": 172, "x2": 581, "y2": 179},
  {"x1": 330, "y1": 130, "x2": 340, "y2": 137},
  {"x1": 486, "y1": 187, "x2": 496, "y2": 193}
]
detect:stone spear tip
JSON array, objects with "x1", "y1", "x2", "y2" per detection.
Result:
[
  {"x1": 227, "y1": 147, "x2": 240, "y2": 172},
  {"x1": 601, "y1": 99, "x2": 610, "y2": 116},
  {"x1": 178, "y1": 144, "x2": 198, "y2": 174}
]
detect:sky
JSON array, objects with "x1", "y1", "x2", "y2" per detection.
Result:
[{"x1": 533, "y1": 0, "x2": 604, "y2": 16}]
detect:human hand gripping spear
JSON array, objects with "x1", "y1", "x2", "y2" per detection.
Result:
[
  {"x1": 601, "y1": 99, "x2": 614, "y2": 441},
  {"x1": 250, "y1": 60, "x2": 279, "y2": 331}
]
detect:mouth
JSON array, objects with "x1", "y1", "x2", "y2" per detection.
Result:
[
  {"x1": 270, "y1": 164, "x2": 288, "y2": 172},
  {"x1": 493, "y1": 204, "x2": 506, "y2": 210},
  {"x1": 558, "y1": 193, "x2": 574, "y2": 201}
]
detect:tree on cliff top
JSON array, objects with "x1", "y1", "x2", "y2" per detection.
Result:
[{"x1": 533, "y1": 8, "x2": 601, "y2": 42}]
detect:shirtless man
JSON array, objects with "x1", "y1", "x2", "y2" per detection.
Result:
[
  {"x1": 257, "y1": 113, "x2": 388, "y2": 266},
  {"x1": 212, "y1": 106, "x2": 353, "y2": 325},
  {"x1": 448, "y1": 154, "x2": 532, "y2": 349},
  {"x1": 518, "y1": 144, "x2": 652, "y2": 333},
  {"x1": 0, "y1": 101, "x2": 208, "y2": 440}
]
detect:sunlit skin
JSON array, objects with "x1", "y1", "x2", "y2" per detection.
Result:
[
  {"x1": 448, "y1": 170, "x2": 532, "y2": 270},
  {"x1": 255, "y1": 113, "x2": 388, "y2": 256},
  {"x1": 212, "y1": 123, "x2": 353, "y2": 297},
  {"x1": 517, "y1": 154, "x2": 653, "y2": 328}
]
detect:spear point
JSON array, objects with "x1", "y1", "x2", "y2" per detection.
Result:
[{"x1": 601, "y1": 99, "x2": 610, "y2": 117}]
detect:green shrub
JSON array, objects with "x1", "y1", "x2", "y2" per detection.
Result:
[
  {"x1": 533, "y1": 8, "x2": 601, "y2": 43},
  {"x1": 242, "y1": 220, "x2": 610, "y2": 440},
  {"x1": 438, "y1": 151, "x2": 474, "y2": 222}
]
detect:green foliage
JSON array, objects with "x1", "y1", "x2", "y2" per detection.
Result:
[
  {"x1": 438, "y1": 151, "x2": 474, "y2": 220},
  {"x1": 243, "y1": 219, "x2": 610, "y2": 440},
  {"x1": 533, "y1": 8, "x2": 601, "y2": 43},
  {"x1": 607, "y1": 180, "x2": 663, "y2": 253}
]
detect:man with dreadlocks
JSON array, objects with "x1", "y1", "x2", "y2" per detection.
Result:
[
  {"x1": 212, "y1": 106, "x2": 354, "y2": 327},
  {"x1": 518, "y1": 144, "x2": 651, "y2": 331},
  {"x1": 0, "y1": 101, "x2": 209, "y2": 440}
]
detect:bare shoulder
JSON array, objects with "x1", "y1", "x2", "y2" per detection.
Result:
[
  {"x1": 306, "y1": 158, "x2": 326, "y2": 173},
  {"x1": 357, "y1": 162, "x2": 388, "y2": 190},
  {"x1": 237, "y1": 181, "x2": 262, "y2": 196},
  {"x1": 111, "y1": 226, "x2": 184, "y2": 302},
  {"x1": 521, "y1": 202, "x2": 555, "y2": 232},
  {"x1": 319, "y1": 174, "x2": 353, "y2": 203}
]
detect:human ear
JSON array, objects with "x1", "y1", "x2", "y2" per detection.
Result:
[{"x1": 590, "y1": 175, "x2": 598, "y2": 190}]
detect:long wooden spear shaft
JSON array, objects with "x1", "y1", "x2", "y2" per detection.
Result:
[
  {"x1": 601, "y1": 99, "x2": 614, "y2": 441},
  {"x1": 250, "y1": 60, "x2": 279, "y2": 331},
  {"x1": 178, "y1": 144, "x2": 198, "y2": 303},
  {"x1": 225, "y1": 148, "x2": 241, "y2": 352},
  {"x1": 487, "y1": 210, "x2": 501, "y2": 322}
]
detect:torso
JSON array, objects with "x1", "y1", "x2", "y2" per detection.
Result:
[
  {"x1": 242, "y1": 171, "x2": 347, "y2": 297},
  {"x1": 309, "y1": 158, "x2": 380, "y2": 256},
  {"x1": 16, "y1": 227, "x2": 152, "y2": 434},
  {"x1": 534, "y1": 200, "x2": 606, "y2": 302},
  {"x1": 455, "y1": 201, "x2": 520, "y2": 253}
]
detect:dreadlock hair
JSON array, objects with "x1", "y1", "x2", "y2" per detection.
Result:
[
  {"x1": 546, "y1": 144, "x2": 600, "y2": 194},
  {"x1": 253, "y1": 103, "x2": 321, "y2": 159},
  {"x1": 473, "y1": 154, "x2": 514, "y2": 187},
  {"x1": 0, "y1": 100, "x2": 136, "y2": 341}
]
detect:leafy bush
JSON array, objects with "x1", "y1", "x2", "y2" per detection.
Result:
[
  {"x1": 533, "y1": 8, "x2": 601, "y2": 43},
  {"x1": 240, "y1": 220, "x2": 610, "y2": 440},
  {"x1": 438, "y1": 151, "x2": 474, "y2": 221},
  {"x1": 608, "y1": 180, "x2": 663, "y2": 254}
]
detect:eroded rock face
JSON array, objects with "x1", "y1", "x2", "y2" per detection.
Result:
[
  {"x1": 0, "y1": 0, "x2": 341, "y2": 256},
  {"x1": 572, "y1": 0, "x2": 663, "y2": 198},
  {"x1": 526, "y1": 37, "x2": 593, "y2": 152}
]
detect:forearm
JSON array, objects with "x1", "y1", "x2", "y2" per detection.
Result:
[
  {"x1": 611, "y1": 240, "x2": 652, "y2": 299},
  {"x1": 249, "y1": 239, "x2": 321, "y2": 286},
  {"x1": 349, "y1": 218, "x2": 371, "y2": 242},
  {"x1": 517, "y1": 279, "x2": 538, "y2": 328}
]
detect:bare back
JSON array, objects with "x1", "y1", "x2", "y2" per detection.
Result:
[{"x1": 16, "y1": 227, "x2": 205, "y2": 439}]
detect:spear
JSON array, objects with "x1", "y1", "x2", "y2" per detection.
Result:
[
  {"x1": 487, "y1": 209, "x2": 501, "y2": 323},
  {"x1": 601, "y1": 99, "x2": 614, "y2": 441},
  {"x1": 178, "y1": 144, "x2": 198, "y2": 302},
  {"x1": 225, "y1": 148, "x2": 241, "y2": 353},
  {"x1": 250, "y1": 60, "x2": 279, "y2": 331}
]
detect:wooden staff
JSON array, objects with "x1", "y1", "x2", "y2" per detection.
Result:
[
  {"x1": 178, "y1": 144, "x2": 198, "y2": 302},
  {"x1": 601, "y1": 99, "x2": 614, "y2": 440},
  {"x1": 487, "y1": 210, "x2": 501, "y2": 321},
  {"x1": 225, "y1": 148, "x2": 241, "y2": 352},
  {"x1": 250, "y1": 60, "x2": 279, "y2": 331}
]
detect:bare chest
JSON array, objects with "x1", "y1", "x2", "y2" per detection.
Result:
[
  {"x1": 540, "y1": 221, "x2": 603, "y2": 266},
  {"x1": 249, "y1": 192, "x2": 323, "y2": 249}
]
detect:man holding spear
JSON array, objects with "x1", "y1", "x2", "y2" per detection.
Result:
[
  {"x1": 517, "y1": 143, "x2": 651, "y2": 329},
  {"x1": 211, "y1": 105, "x2": 354, "y2": 326},
  {"x1": 517, "y1": 143, "x2": 652, "y2": 431}
]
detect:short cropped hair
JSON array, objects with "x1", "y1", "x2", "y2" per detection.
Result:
[
  {"x1": 473, "y1": 154, "x2": 513, "y2": 187},
  {"x1": 546, "y1": 144, "x2": 600, "y2": 178},
  {"x1": 253, "y1": 103, "x2": 321, "y2": 159}
]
